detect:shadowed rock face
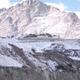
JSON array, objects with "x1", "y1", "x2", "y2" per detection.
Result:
[
  {"x1": 8, "y1": 43, "x2": 36, "y2": 69},
  {"x1": 8, "y1": 43, "x2": 80, "y2": 72}
]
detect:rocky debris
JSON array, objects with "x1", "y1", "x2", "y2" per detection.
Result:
[
  {"x1": 43, "y1": 42, "x2": 80, "y2": 58},
  {"x1": 0, "y1": 41, "x2": 79, "y2": 73},
  {"x1": 8, "y1": 43, "x2": 80, "y2": 72},
  {"x1": 64, "y1": 49, "x2": 80, "y2": 57},
  {"x1": 8, "y1": 43, "x2": 36, "y2": 69},
  {"x1": 31, "y1": 43, "x2": 80, "y2": 72},
  {"x1": 0, "y1": 39, "x2": 80, "y2": 79},
  {"x1": 23, "y1": 33, "x2": 52, "y2": 38},
  {"x1": 0, "y1": 66, "x2": 80, "y2": 80}
]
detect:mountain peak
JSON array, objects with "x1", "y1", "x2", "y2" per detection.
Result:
[
  {"x1": 0, "y1": 0, "x2": 79, "y2": 39},
  {"x1": 21, "y1": 0, "x2": 40, "y2": 6}
]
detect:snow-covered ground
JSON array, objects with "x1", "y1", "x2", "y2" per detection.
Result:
[
  {"x1": 69, "y1": 56, "x2": 80, "y2": 61},
  {"x1": 0, "y1": 38, "x2": 80, "y2": 50},
  {"x1": 0, "y1": 38, "x2": 80, "y2": 69},
  {"x1": 0, "y1": 54, "x2": 22, "y2": 67}
]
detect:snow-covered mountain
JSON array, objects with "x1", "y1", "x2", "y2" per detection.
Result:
[
  {"x1": 0, "y1": 0, "x2": 80, "y2": 39},
  {"x1": 1, "y1": 1, "x2": 80, "y2": 79}
]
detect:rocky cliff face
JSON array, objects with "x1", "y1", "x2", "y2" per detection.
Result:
[{"x1": 0, "y1": 0, "x2": 80, "y2": 38}]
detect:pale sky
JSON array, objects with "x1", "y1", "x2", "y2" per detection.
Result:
[
  {"x1": 0, "y1": 0, "x2": 11, "y2": 8},
  {"x1": 0, "y1": 0, "x2": 80, "y2": 12},
  {"x1": 40, "y1": 0, "x2": 80, "y2": 11}
]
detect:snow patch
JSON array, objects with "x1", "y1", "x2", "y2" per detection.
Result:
[
  {"x1": 69, "y1": 56, "x2": 80, "y2": 61},
  {"x1": 0, "y1": 54, "x2": 22, "y2": 67}
]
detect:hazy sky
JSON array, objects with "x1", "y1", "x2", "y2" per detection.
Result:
[
  {"x1": 0, "y1": 0, "x2": 80, "y2": 11},
  {"x1": 40, "y1": 0, "x2": 80, "y2": 11}
]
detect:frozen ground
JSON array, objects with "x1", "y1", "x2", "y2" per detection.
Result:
[{"x1": 0, "y1": 38, "x2": 80, "y2": 49}]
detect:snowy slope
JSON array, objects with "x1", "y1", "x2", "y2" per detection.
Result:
[{"x1": 0, "y1": 54, "x2": 22, "y2": 67}]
